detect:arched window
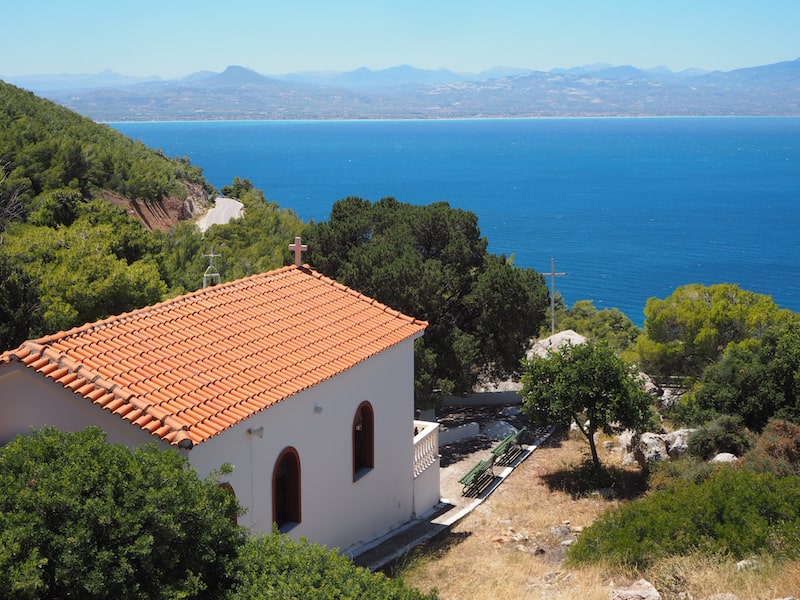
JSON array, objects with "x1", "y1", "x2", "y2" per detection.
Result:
[
  {"x1": 353, "y1": 401, "x2": 374, "y2": 481},
  {"x1": 272, "y1": 447, "x2": 301, "y2": 529}
]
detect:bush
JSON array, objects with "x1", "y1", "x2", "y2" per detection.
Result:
[
  {"x1": 235, "y1": 532, "x2": 438, "y2": 600},
  {"x1": 0, "y1": 427, "x2": 243, "y2": 600},
  {"x1": 647, "y1": 455, "x2": 715, "y2": 491},
  {"x1": 742, "y1": 419, "x2": 800, "y2": 477},
  {"x1": 568, "y1": 466, "x2": 800, "y2": 569},
  {"x1": 687, "y1": 415, "x2": 753, "y2": 460},
  {"x1": 0, "y1": 427, "x2": 437, "y2": 600}
]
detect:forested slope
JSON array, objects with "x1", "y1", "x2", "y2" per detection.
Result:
[
  {"x1": 0, "y1": 82, "x2": 307, "y2": 349},
  {"x1": 0, "y1": 80, "x2": 212, "y2": 229}
]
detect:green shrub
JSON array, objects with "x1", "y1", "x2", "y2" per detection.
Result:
[
  {"x1": 235, "y1": 532, "x2": 438, "y2": 600},
  {"x1": 647, "y1": 455, "x2": 715, "y2": 491},
  {"x1": 0, "y1": 427, "x2": 243, "y2": 600},
  {"x1": 742, "y1": 419, "x2": 800, "y2": 477},
  {"x1": 687, "y1": 415, "x2": 753, "y2": 460},
  {"x1": 568, "y1": 466, "x2": 800, "y2": 568}
]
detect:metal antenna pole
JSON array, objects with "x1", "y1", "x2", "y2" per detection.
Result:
[{"x1": 547, "y1": 258, "x2": 566, "y2": 335}]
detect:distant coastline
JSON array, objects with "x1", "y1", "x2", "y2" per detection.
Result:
[
  {"x1": 103, "y1": 114, "x2": 800, "y2": 125},
  {"x1": 22, "y1": 58, "x2": 798, "y2": 123}
]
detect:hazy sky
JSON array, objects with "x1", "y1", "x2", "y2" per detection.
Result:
[{"x1": 5, "y1": 0, "x2": 799, "y2": 77}]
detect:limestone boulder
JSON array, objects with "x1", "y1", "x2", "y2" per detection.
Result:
[
  {"x1": 658, "y1": 387, "x2": 684, "y2": 411},
  {"x1": 665, "y1": 428, "x2": 696, "y2": 459},
  {"x1": 609, "y1": 578, "x2": 661, "y2": 600},
  {"x1": 632, "y1": 432, "x2": 669, "y2": 471},
  {"x1": 711, "y1": 452, "x2": 739, "y2": 464},
  {"x1": 620, "y1": 430, "x2": 639, "y2": 467},
  {"x1": 637, "y1": 372, "x2": 662, "y2": 396},
  {"x1": 526, "y1": 329, "x2": 586, "y2": 359}
]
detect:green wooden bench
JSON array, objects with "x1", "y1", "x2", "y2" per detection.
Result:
[
  {"x1": 458, "y1": 454, "x2": 496, "y2": 495},
  {"x1": 491, "y1": 427, "x2": 526, "y2": 464}
]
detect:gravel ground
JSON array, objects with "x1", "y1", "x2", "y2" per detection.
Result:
[{"x1": 436, "y1": 403, "x2": 548, "y2": 502}]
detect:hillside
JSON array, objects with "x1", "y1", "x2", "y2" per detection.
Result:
[
  {"x1": 0, "y1": 83, "x2": 307, "y2": 351},
  {"x1": 0, "y1": 80, "x2": 211, "y2": 230},
  {"x1": 8, "y1": 59, "x2": 800, "y2": 121}
]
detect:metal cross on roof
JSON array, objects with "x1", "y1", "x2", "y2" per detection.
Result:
[
  {"x1": 289, "y1": 236, "x2": 308, "y2": 267},
  {"x1": 546, "y1": 257, "x2": 566, "y2": 335},
  {"x1": 202, "y1": 248, "x2": 221, "y2": 289}
]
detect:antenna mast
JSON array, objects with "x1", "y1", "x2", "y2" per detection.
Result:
[{"x1": 546, "y1": 258, "x2": 566, "y2": 335}]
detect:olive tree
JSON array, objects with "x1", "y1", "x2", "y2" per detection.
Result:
[{"x1": 520, "y1": 341, "x2": 653, "y2": 471}]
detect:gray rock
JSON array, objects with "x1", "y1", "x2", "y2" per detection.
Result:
[
  {"x1": 633, "y1": 432, "x2": 669, "y2": 471},
  {"x1": 665, "y1": 428, "x2": 696, "y2": 459},
  {"x1": 559, "y1": 538, "x2": 575, "y2": 546},
  {"x1": 735, "y1": 558, "x2": 757, "y2": 571},
  {"x1": 658, "y1": 387, "x2": 684, "y2": 411},
  {"x1": 527, "y1": 329, "x2": 586, "y2": 359},
  {"x1": 711, "y1": 452, "x2": 738, "y2": 464},
  {"x1": 549, "y1": 523, "x2": 571, "y2": 539},
  {"x1": 638, "y1": 372, "x2": 661, "y2": 396},
  {"x1": 609, "y1": 578, "x2": 661, "y2": 600}
]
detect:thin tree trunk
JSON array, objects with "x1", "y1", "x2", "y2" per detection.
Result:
[
  {"x1": 587, "y1": 426, "x2": 601, "y2": 472},
  {"x1": 572, "y1": 414, "x2": 602, "y2": 471}
]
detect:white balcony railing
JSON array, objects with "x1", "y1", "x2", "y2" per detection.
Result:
[{"x1": 412, "y1": 420, "x2": 439, "y2": 478}]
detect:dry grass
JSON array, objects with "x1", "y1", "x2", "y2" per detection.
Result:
[
  {"x1": 647, "y1": 553, "x2": 800, "y2": 599},
  {"x1": 395, "y1": 431, "x2": 800, "y2": 600}
]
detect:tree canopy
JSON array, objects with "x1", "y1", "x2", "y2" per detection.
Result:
[
  {"x1": 520, "y1": 340, "x2": 653, "y2": 470},
  {"x1": 0, "y1": 80, "x2": 209, "y2": 216},
  {"x1": 0, "y1": 427, "x2": 243, "y2": 600},
  {"x1": 306, "y1": 197, "x2": 549, "y2": 403},
  {"x1": 635, "y1": 283, "x2": 793, "y2": 379},
  {"x1": 549, "y1": 299, "x2": 641, "y2": 356},
  {"x1": 675, "y1": 320, "x2": 800, "y2": 430}
]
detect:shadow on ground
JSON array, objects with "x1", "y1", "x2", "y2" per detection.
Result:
[
  {"x1": 439, "y1": 436, "x2": 494, "y2": 468},
  {"x1": 381, "y1": 530, "x2": 473, "y2": 577},
  {"x1": 541, "y1": 457, "x2": 648, "y2": 500}
]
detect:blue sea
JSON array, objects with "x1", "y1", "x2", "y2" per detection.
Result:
[{"x1": 112, "y1": 117, "x2": 800, "y2": 326}]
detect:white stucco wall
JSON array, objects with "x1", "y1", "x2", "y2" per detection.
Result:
[
  {"x1": 189, "y1": 338, "x2": 418, "y2": 552},
  {"x1": 0, "y1": 365, "x2": 159, "y2": 449}
]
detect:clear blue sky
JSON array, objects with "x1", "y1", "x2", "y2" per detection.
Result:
[{"x1": 4, "y1": 0, "x2": 799, "y2": 77}]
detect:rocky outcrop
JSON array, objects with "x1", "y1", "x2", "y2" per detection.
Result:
[
  {"x1": 633, "y1": 433, "x2": 669, "y2": 471},
  {"x1": 621, "y1": 429, "x2": 697, "y2": 470},
  {"x1": 101, "y1": 180, "x2": 210, "y2": 231},
  {"x1": 665, "y1": 429, "x2": 694, "y2": 459},
  {"x1": 526, "y1": 330, "x2": 586, "y2": 359}
]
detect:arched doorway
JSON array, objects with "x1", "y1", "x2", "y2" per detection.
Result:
[{"x1": 272, "y1": 447, "x2": 301, "y2": 528}]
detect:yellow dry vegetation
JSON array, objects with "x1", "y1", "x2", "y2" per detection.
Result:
[{"x1": 397, "y1": 432, "x2": 800, "y2": 600}]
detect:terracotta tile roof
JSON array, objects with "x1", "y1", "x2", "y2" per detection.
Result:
[{"x1": 1, "y1": 265, "x2": 427, "y2": 448}]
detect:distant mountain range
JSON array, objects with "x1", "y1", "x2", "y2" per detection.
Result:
[{"x1": 3, "y1": 60, "x2": 799, "y2": 121}]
